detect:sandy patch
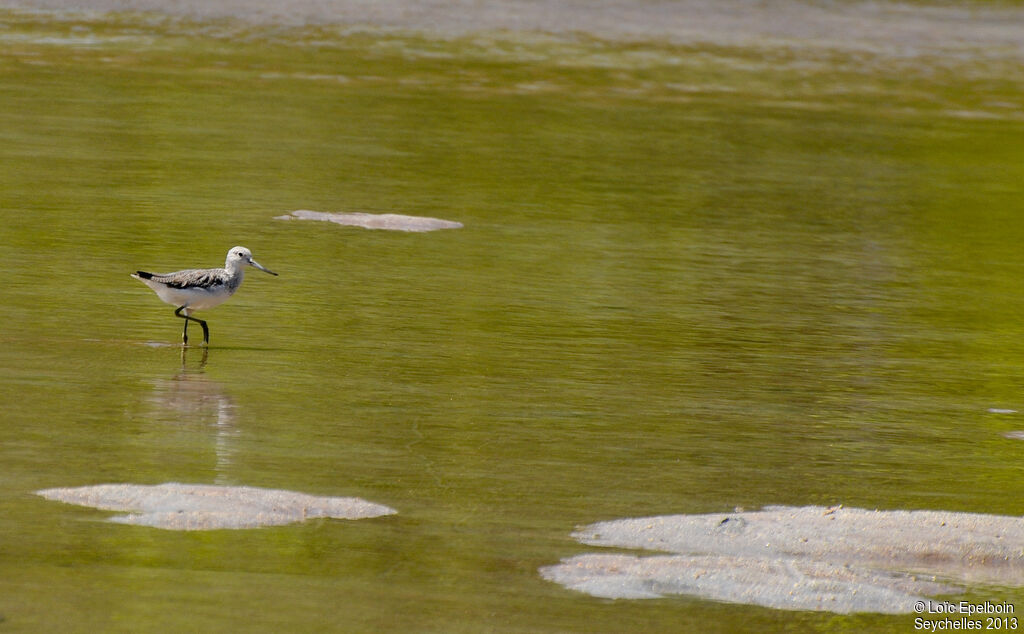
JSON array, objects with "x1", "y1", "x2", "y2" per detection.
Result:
[
  {"x1": 37, "y1": 482, "x2": 397, "y2": 530},
  {"x1": 542, "y1": 505, "x2": 1024, "y2": 613},
  {"x1": 277, "y1": 209, "x2": 463, "y2": 232}
]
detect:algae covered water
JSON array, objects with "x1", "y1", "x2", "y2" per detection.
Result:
[{"x1": 1, "y1": 2, "x2": 1024, "y2": 631}]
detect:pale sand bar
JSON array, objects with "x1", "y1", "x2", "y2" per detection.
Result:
[
  {"x1": 542, "y1": 505, "x2": 1024, "y2": 613},
  {"x1": 37, "y1": 483, "x2": 397, "y2": 530}
]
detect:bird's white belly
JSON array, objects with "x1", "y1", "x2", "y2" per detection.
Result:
[{"x1": 149, "y1": 283, "x2": 234, "y2": 311}]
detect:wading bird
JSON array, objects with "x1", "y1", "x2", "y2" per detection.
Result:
[{"x1": 131, "y1": 246, "x2": 277, "y2": 345}]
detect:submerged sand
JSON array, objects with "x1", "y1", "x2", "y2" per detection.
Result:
[
  {"x1": 542, "y1": 505, "x2": 1024, "y2": 613},
  {"x1": 1, "y1": 0, "x2": 1023, "y2": 62},
  {"x1": 37, "y1": 482, "x2": 397, "y2": 530},
  {"x1": 277, "y1": 210, "x2": 463, "y2": 232}
]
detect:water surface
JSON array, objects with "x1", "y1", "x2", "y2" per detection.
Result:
[{"x1": 1, "y1": 4, "x2": 1024, "y2": 631}]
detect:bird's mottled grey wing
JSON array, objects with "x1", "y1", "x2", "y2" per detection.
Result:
[{"x1": 149, "y1": 268, "x2": 228, "y2": 290}]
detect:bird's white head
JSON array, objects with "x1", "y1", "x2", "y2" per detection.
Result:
[{"x1": 226, "y1": 246, "x2": 278, "y2": 276}]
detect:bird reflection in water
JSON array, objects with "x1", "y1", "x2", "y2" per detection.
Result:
[{"x1": 145, "y1": 347, "x2": 237, "y2": 483}]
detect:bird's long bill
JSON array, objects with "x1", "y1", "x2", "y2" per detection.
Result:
[{"x1": 250, "y1": 260, "x2": 278, "y2": 276}]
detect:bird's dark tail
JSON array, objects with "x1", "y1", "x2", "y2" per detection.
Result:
[{"x1": 134, "y1": 271, "x2": 154, "y2": 279}]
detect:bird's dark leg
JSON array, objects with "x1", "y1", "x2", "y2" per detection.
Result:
[
  {"x1": 174, "y1": 306, "x2": 210, "y2": 346},
  {"x1": 176, "y1": 306, "x2": 189, "y2": 345},
  {"x1": 198, "y1": 317, "x2": 209, "y2": 345}
]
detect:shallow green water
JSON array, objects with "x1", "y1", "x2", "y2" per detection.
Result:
[{"x1": 1, "y1": 7, "x2": 1024, "y2": 632}]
